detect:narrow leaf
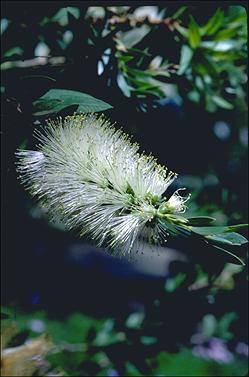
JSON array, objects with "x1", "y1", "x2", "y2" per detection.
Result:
[
  {"x1": 172, "y1": 6, "x2": 187, "y2": 20},
  {"x1": 205, "y1": 242, "x2": 245, "y2": 266},
  {"x1": 215, "y1": 28, "x2": 241, "y2": 41},
  {"x1": 117, "y1": 73, "x2": 132, "y2": 97},
  {"x1": 178, "y1": 45, "x2": 193, "y2": 75},
  {"x1": 186, "y1": 216, "x2": 216, "y2": 226},
  {"x1": 206, "y1": 232, "x2": 248, "y2": 246},
  {"x1": 190, "y1": 226, "x2": 233, "y2": 236},
  {"x1": 228, "y1": 224, "x2": 248, "y2": 232},
  {"x1": 203, "y1": 9, "x2": 224, "y2": 36},
  {"x1": 188, "y1": 16, "x2": 201, "y2": 48},
  {"x1": 212, "y1": 95, "x2": 233, "y2": 110},
  {"x1": 119, "y1": 25, "x2": 150, "y2": 49}
]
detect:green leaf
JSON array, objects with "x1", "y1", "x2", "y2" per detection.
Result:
[
  {"x1": 119, "y1": 25, "x2": 150, "y2": 49},
  {"x1": 228, "y1": 224, "x2": 249, "y2": 232},
  {"x1": 159, "y1": 219, "x2": 191, "y2": 237},
  {"x1": 165, "y1": 272, "x2": 187, "y2": 292},
  {"x1": 128, "y1": 67, "x2": 153, "y2": 78},
  {"x1": 129, "y1": 47, "x2": 152, "y2": 57},
  {"x1": 147, "y1": 69, "x2": 171, "y2": 78},
  {"x1": 4, "y1": 46, "x2": 24, "y2": 58},
  {"x1": 117, "y1": 55, "x2": 134, "y2": 63},
  {"x1": 117, "y1": 73, "x2": 132, "y2": 97},
  {"x1": 212, "y1": 95, "x2": 233, "y2": 110},
  {"x1": 52, "y1": 7, "x2": 80, "y2": 26},
  {"x1": 191, "y1": 226, "x2": 235, "y2": 236},
  {"x1": 33, "y1": 89, "x2": 113, "y2": 116},
  {"x1": 178, "y1": 45, "x2": 193, "y2": 75},
  {"x1": 188, "y1": 90, "x2": 200, "y2": 103},
  {"x1": 125, "y1": 312, "x2": 145, "y2": 329},
  {"x1": 140, "y1": 336, "x2": 157, "y2": 345},
  {"x1": 33, "y1": 99, "x2": 64, "y2": 116},
  {"x1": 207, "y1": 243, "x2": 245, "y2": 266},
  {"x1": 217, "y1": 312, "x2": 237, "y2": 341},
  {"x1": 190, "y1": 226, "x2": 247, "y2": 265},
  {"x1": 205, "y1": 96, "x2": 217, "y2": 113},
  {"x1": 186, "y1": 216, "x2": 216, "y2": 226},
  {"x1": 215, "y1": 27, "x2": 241, "y2": 41},
  {"x1": 176, "y1": 25, "x2": 189, "y2": 38},
  {"x1": 172, "y1": 6, "x2": 187, "y2": 20},
  {"x1": 202, "y1": 314, "x2": 217, "y2": 338},
  {"x1": 191, "y1": 224, "x2": 248, "y2": 236},
  {"x1": 206, "y1": 232, "x2": 248, "y2": 246},
  {"x1": 125, "y1": 361, "x2": 143, "y2": 377},
  {"x1": 188, "y1": 16, "x2": 201, "y2": 48},
  {"x1": 203, "y1": 9, "x2": 224, "y2": 36},
  {"x1": 131, "y1": 78, "x2": 164, "y2": 97},
  {"x1": 128, "y1": 67, "x2": 170, "y2": 79},
  {"x1": 194, "y1": 55, "x2": 219, "y2": 79}
]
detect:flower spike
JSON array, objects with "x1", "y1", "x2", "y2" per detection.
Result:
[{"x1": 16, "y1": 114, "x2": 190, "y2": 255}]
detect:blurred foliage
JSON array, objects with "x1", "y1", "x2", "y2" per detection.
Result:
[
  {"x1": 1, "y1": 264, "x2": 248, "y2": 376},
  {"x1": 176, "y1": 6, "x2": 247, "y2": 112},
  {"x1": 1, "y1": 302, "x2": 248, "y2": 376},
  {"x1": 1, "y1": 4, "x2": 247, "y2": 112}
]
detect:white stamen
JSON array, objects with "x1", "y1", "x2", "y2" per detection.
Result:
[{"x1": 15, "y1": 114, "x2": 190, "y2": 255}]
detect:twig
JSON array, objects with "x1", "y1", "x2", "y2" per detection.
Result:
[{"x1": 1, "y1": 56, "x2": 66, "y2": 71}]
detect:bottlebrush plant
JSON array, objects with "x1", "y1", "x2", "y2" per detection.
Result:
[{"x1": 16, "y1": 113, "x2": 247, "y2": 264}]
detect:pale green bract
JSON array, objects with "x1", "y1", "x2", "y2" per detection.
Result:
[{"x1": 16, "y1": 114, "x2": 190, "y2": 255}]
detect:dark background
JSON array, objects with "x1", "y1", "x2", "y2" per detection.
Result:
[{"x1": 1, "y1": 2, "x2": 248, "y2": 376}]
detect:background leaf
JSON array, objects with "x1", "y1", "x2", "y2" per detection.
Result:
[
  {"x1": 208, "y1": 244, "x2": 245, "y2": 265},
  {"x1": 203, "y1": 9, "x2": 224, "y2": 36},
  {"x1": 186, "y1": 216, "x2": 216, "y2": 226},
  {"x1": 188, "y1": 16, "x2": 201, "y2": 48},
  {"x1": 212, "y1": 95, "x2": 233, "y2": 110},
  {"x1": 206, "y1": 232, "x2": 248, "y2": 246},
  {"x1": 190, "y1": 226, "x2": 235, "y2": 236},
  {"x1": 178, "y1": 45, "x2": 193, "y2": 75},
  {"x1": 33, "y1": 89, "x2": 113, "y2": 116}
]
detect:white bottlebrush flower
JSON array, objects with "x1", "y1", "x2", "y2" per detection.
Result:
[
  {"x1": 16, "y1": 114, "x2": 190, "y2": 255},
  {"x1": 164, "y1": 188, "x2": 190, "y2": 214}
]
